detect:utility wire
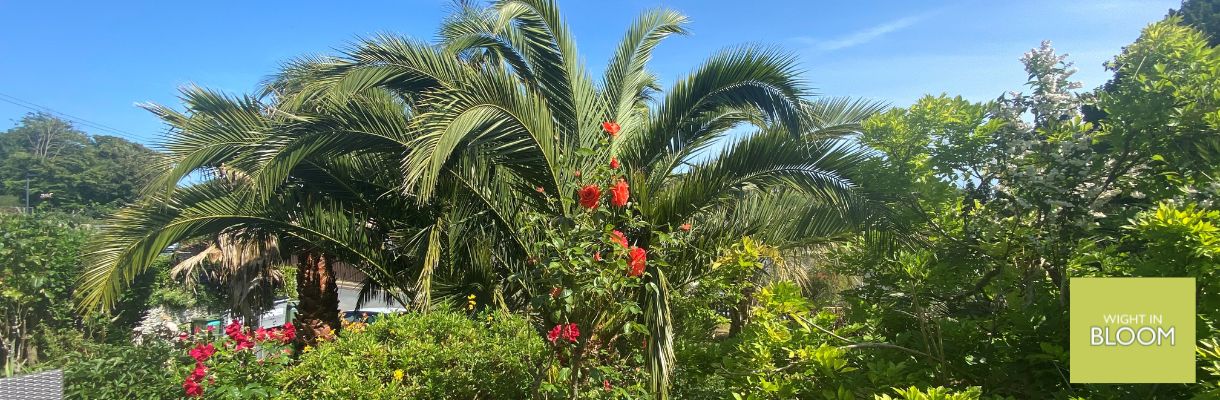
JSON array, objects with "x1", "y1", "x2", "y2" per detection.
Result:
[{"x1": 0, "y1": 91, "x2": 147, "y2": 141}]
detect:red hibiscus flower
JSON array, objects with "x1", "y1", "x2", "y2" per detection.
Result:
[
  {"x1": 680, "y1": 223, "x2": 692, "y2": 232},
  {"x1": 190, "y1": 362, "x2": 208, "y2": 381},
  {"x1": 609, "y1": 157, "x2": 620, "y2": 169},
  {"x1": 602, "y1": 121, "x2": 621, "y2": 137},
  {"x1": 189, "y1": 343, "x2": 216, "y2": 362},
  {"x1": 578, "y1": 185, "x2": 600, "y2": 209},
  {"x1": 610, "y1": 179, "x2": 629, "y2": 207},
  {"x1": 562, "y1": 323, "x2": 580, "y2": 342},
  {"x1": 224, "y1": 320, "x2": 242, "y2": 338},
  {"x1": 235, "y1": 337, "x2": 254, "y2": 351},
  {"x1": 611, "y1": 230, "x2": 629, "y2": 248},
  {"x1": 547, "y1": 323, "x2": 581, "y2": 344},
  {"x1": 281, "y1": 322, "x2": 296, "y2": 343},
  {"x1": 183, "y1": 378, "x2": 203, "y2": 397},
  {"x1": 628, "y1": 247, "x2": 647, "y2": 277}
]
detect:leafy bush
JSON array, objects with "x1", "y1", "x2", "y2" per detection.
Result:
[
  {"x1": 275, "y1": 311, "x2": 545, "y2": 399},
  {"x1": 873, "y1": 386, "x2": 982, "y2": 400},
  {"x1": 0, "y1": 212, "x2": 88, "y2": 373},
  {"x1": 59, "y1": 340, "x2": 182, "y2": 399}
]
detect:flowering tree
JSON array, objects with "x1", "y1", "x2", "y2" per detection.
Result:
[{"x1": 524, "y1": 121, "x2": 688, "y2": 397}]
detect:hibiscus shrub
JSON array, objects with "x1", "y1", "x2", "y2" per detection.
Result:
[
  {"x1": 521, "y1": 120, "x2": 688, "y2": 397},
  {"x1": 274, "y1": 310, "x2": 544, "y2": 399},
  {"x1": 177, "y1": 320, "x2": 296, "y2": 398}
]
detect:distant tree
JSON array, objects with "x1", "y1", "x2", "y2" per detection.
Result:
[
  {"x1": 1172, "y1": 0, "x2": 1220, "y2": 45},
  {"x1": 0, "y1": 113, "x2": 155, "y2": 211}
]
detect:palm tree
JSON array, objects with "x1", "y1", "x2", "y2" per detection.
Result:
[
  {"x1": 171, "y1": 232, "x2": 284, "y2": 324},
  {"x1": 79, "y1": 1, "x2": 887, "y2": 396}
]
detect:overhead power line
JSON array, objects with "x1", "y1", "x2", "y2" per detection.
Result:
[{"x1": 0, "y1": 91, "x2": 147, "y2": 141}]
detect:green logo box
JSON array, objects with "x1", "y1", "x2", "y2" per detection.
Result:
[{"x1": 1070, "y1": 277, "x2": 1195, "y2": 383}]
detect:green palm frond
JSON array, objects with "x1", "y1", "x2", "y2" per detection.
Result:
[
  {"x1": 644, "y1": 269, "x2": 676, "y2": 400},
  {"x1": 602, "y1": 8, "x2": 688, "y2": 124},
  {"x1": 629, "y1": 45, "x2": 806, "y2": 171},
  {"x1": 642, "y1": 128, "x2": 867, "y2": 227},
  {"x1": 80, "y1": 180, "x2": 400, "y2": 312},
  {"x1": 137, "y1": 86, "x2": 271, "y2": 197},
  {"x1": 801, "y1": 96, "x2": 889, "y2": 139},
  {"x1": 403, "y1": 65, "x2": 562, "y2": 201}
]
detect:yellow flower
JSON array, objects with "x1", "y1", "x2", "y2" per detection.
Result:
[
  {"x1": 393, "y1": 369, "x2": 404, "y2": 381},
  {"x1": 302, "y1": 345, "x2": 313, "y2": 353}
]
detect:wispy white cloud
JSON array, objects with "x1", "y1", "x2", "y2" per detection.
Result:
[{"x1": 794, "y1": 11, "x2": 936, "y2": 52}]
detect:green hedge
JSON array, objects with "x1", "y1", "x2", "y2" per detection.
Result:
[{"x1": 275, "y1": 310, "x2": 545, "y2": 399}]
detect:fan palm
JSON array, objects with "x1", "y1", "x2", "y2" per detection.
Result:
[{"x1": 79, "y1": 1, "x2": 888, "y2": 396}]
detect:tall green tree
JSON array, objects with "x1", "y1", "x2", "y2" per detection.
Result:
[
  {"x1": 1172, "y1": 0, "x2": 1220, "y2": 45},
  {"x1": 0, "y1": 113, "x2": 155, "y2": 211}
]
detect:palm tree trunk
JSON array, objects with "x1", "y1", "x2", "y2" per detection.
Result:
[{"x1": 295, "y1": 251, "x2": 340, "y2": 346}]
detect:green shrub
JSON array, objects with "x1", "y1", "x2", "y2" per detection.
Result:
[
  {"x1": 275, "y1": 310, "x2": 545, "y2": 399},
  {"x1": 59, "y1": 340, "x2": 182, "y2": 399},
  {"x1": 874, "y1": 386, "x2": 982, "y2": 400}
]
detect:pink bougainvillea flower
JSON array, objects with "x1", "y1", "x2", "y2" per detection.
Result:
[
  {"x1": 602, "y1": 121, "x2": 621, "y2": 137},
  {"x1": 578, "y1": 185, "x2": 600, "y2": 209},
  {"x1": 610, "y1": 179, "x2": 629, "y2": 207},
  {"x1": 611, "y1": 230, "x2": 629, "y2": 248},
  {"x1": 628, "y1": 247, "x2": 647, "y2": 277}
]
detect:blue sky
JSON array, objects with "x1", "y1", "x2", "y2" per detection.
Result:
[{"x1": 0, "y1": 0, "x2": 1179, "y2": 144}]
